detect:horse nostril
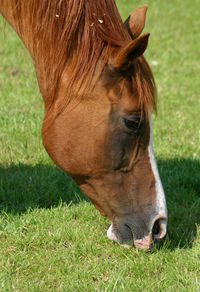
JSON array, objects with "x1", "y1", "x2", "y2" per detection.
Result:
[
  {"x1": 152, "y1": 218, "x2": 167, "y2": 240},
  {"x1": 152, "y1": 220, "x2": 160, "y2": 236}
]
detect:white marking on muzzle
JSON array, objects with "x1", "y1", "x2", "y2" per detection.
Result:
[
  {"x1": 107, "y1": 224, "x2": 118, "y2": 242},
  {"x1": 148, "y1": 118, "x2": 167, "y2": 233}
]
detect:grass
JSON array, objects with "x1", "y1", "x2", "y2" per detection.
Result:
[{"x1": 0, "y1": 0, "x2": 200, "y2": 291}]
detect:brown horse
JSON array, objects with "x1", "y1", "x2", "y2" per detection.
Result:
[{"x1": 0, "y1": 0, "x2": 167, "y2": 250}]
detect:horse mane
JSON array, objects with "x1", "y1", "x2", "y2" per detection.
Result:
[{"x1": 9, "y1": 0, "x2": 156, "y2": 116}]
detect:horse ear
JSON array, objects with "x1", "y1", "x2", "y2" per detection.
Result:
[
  {"x1": 124, "y1": 5, "x2": 148, "y2": 39},
  {"x1": 113, "y1": 33, "x2": 150, "y2": 70}
]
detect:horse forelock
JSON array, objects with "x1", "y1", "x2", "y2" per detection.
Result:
[
  {"x1": 133, "y1": 57, "x2": 157, "y2": 117},
  {"x1": 7, "y1": 0, "x2": 156, "y2": 117}
]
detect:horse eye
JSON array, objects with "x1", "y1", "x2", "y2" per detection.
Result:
[{"x1": 122, "y1": 115, "x2": 143, "y2": 133}]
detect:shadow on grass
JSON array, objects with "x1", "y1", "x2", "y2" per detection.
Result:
[
  {"x1": 0, "y1": 158, "x2": 199, "y2": 249},
  {"x1": 0, "y1": 163, "x2": 88, "y2": 214},
  {"x1": 157, "y1": 158, "x2": 200, "y2": 250}
]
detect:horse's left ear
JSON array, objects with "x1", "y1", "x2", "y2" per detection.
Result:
[
  {"x1": 113, "y1": 33, "x2": 150, "y2": 71},
  {"x1": 124, "y1": 5, "x2": 148, "y2": 39}
]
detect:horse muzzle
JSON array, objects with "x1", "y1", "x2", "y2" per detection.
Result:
[{"x1": 107, "y1": 214, "x2": 167, "y2": 250}]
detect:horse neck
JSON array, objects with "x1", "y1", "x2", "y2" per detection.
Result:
[
  {"x1": 0, "y1": 1, "x2": 36, "y2": 56},
  {"x1": 0, "y1": 0, "x2": 66, "y2": 110}
]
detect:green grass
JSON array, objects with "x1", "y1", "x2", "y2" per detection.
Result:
[{"x1": 0, "y1": 0, "x2": 200, "y2": 291}]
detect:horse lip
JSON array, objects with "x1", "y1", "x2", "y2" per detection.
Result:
[
  {"x1": 133, "y1": 235, "x2": 153, "y2": 250},
  {"x1": 123, "y1": 224, "x2": 153, "y2": 250}
]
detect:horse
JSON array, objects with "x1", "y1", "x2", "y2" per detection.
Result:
[{"x1": 0, "y1": 0, "x2": 167, "y2": 250}]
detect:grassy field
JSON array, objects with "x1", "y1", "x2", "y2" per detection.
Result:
[{"x1": 0, "y1": 0, "x2": 200, "y2": 291}]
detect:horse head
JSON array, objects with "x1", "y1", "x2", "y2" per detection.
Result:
[{"x1": 42, "y1": 5, "x2": 167, "y2": 250}]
